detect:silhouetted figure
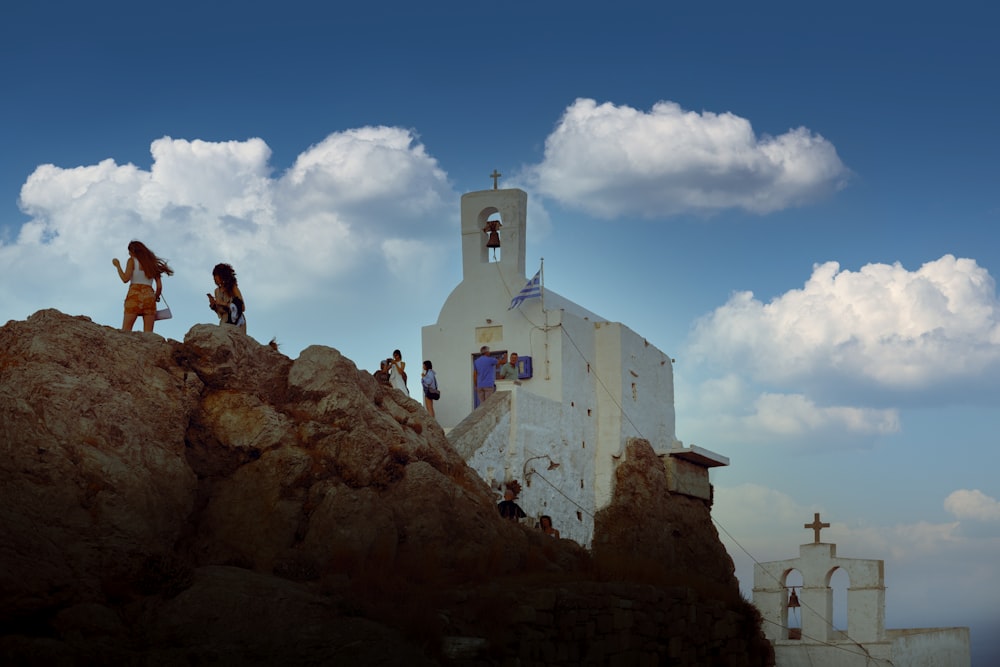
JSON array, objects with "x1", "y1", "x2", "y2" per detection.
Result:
[{"x1": 497, "y1": 488, "x2": 526, "y2": 521}]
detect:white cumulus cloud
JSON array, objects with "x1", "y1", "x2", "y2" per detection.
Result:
[
  {"x1": 945, "y1": 489, "x2": 1000, "y2": 521},
  {"x1": 524, "y1": 98, "x2": 850, "y2": 218},
  {"x1": 687, "y1": 255, "x2": 1000, "y2": 395},
  {"x1": 0, "y1": 127, "x2": 457, "y2": 367}
]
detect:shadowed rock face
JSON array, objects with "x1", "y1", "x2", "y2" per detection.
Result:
[
  {"x1": 0, "y1": 310, "x2": 771, "y2": 666},
  {"x1": 594, "y1": 438, "x2": 741, "y2": 593}
]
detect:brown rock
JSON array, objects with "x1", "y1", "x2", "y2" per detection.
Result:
[
  {"x1": 0, "y1": 310, "x2": 770, "y2": 665},
  {"x1": 0, "y1": 310, "x2": 199, "y2": 614},
  {"x1": 594, "y1": 438, "x2": 740, "y2": 592},
  {"x1": 138, "y1": 565, "x2": 439, "y2": 666}
]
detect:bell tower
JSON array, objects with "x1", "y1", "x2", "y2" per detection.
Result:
[
  {"x1": 461, "y1": 171, "x2": 527, "y2": 285},
  {"x1": 753, "y1": 514, "x2": 885, "y2": 644}
]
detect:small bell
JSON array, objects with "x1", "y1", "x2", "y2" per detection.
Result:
[
  {"x1": 788, "y1": 588, "x2": 800, "y2": 608},
  {"x1": 484, "y1": 220, "x2": 501, "y2": 249}
]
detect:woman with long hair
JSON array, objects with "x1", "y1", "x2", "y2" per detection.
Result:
[
  {"x1": 539, "y1": 515, "x2": 560, "y2": 539},
  {"x1": 207, "y1": 263, "x2": 246, "y2": 332},
  {"x1": 421, "y1": 359, "x2": 438, "y2": 417},
  {"x1": 112, "y1": 240, "x2": 173, "y2": 332}
]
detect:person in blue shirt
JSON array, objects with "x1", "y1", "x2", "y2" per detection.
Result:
[
  {"x1": 473, "y1": 345, "x2": 505, "y2": 406},
  {"x1": 421, "y1": 359, "x2": 439, "y2": 417}
]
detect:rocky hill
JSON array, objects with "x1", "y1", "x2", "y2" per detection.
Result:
[{"x1": 0, "y1": 310, "x2": 773, "y2": 666}]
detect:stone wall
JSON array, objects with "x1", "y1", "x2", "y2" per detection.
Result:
[{"x1": 444, "y1": 582, "x2": 772, "y2": 667}]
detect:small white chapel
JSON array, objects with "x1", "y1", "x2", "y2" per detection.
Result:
[
  {"x1": 753, "y1": 513, "x2": 971, "y2": 667},
  {"x1": 421, "y1": 178, "x2": 728, "y2": 545}
]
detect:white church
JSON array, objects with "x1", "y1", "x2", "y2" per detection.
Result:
[
  {"x1": 753, "y1": 514, "x2": 971, "y2": 667},
  {"x1": 421, "y1": 181, "x2": 727, "y2": 545}
]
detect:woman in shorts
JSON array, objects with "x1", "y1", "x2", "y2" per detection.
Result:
[{"x1": 112, "y1": 240, "x2": 173, "y2": 332}]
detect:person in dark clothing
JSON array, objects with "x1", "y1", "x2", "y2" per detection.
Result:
[
  {"x1": 373, "y1": 359, "x2": 391, "y2": 387},
  {"x1": 497, "y1": 488, "x2": 526, "y2": 521}
]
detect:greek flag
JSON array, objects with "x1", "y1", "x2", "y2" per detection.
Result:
[{"x1": 508, "y1": 270, "x2": 541, "y2": 310}]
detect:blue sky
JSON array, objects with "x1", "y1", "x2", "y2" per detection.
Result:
[{"x1": 2, "y1": 1, "x2": 998, "y2": 661}]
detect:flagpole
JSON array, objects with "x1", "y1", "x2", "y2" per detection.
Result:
[
  {"x1": 540, "y1": 257, "x2": 545, "y2": 312},
  {"x1": 541, "y1": 258, "x2": 550, "y2": 381}
]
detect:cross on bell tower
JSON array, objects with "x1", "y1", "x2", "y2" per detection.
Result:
[{"x1": 804, "y1": 512, "x2": 830, "y2": 543}]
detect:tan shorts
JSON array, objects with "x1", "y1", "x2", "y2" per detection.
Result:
[{"x1": 124, "y1": 284, "x2": 156, "y2": 316}]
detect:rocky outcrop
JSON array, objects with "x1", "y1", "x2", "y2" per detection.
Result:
[
  {"x1": 595, "y1": 439, "x2": 740, "y2": 593},
  {"x1": 0, "y1": 310, "x2": 771, "y2": 665},
  {"x1": 1, "y1": 310, "x2": 201, "y2": 614}
]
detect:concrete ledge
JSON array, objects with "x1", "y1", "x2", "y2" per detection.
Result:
[{"x1": 668, "y1": 445, "x2": 729, "y2": 468}]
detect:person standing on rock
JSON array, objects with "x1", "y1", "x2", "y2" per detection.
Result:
[
  {"x1": 112, "y1": 240, "x2": 173, "y2": 333},
  {"x1": 421, "y1": 360, "x2": 439, "y2": 417},
  {"x1": 207, "y1": 263, "x2": 246, "y2": 332},
  {"x1": 388, "y1": 349, "x2": 408, "y2": 395}
]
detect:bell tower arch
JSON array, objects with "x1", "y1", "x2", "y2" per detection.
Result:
[
  {"x1": 461, "y1": 175, "x2": 527, "y2": 285},
  {"x1": 753, "y1": 514, "x2": 886, "y2": 645}
]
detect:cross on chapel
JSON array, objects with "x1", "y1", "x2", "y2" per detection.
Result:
[
  {"x1": 490, "y1": 169, "x2": 502, "y2": 190},
  {"x1": 804, "y1": 513, "x2": 830, "y2": 543}
]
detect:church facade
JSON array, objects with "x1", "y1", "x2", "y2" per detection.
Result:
[{"x1": 421, "y1": 185, "x2": 726, "y2": 545}]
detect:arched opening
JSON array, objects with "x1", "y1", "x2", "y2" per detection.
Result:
[
  {"x1": 480, "y1": 209, "x2": 502, "y2": 263},
  {"x1": 783, "y1": 568, "x2": 803, "y2": 639},
  {"x1": 829, "y1": 567, "x2": 850, "y2": 635}
]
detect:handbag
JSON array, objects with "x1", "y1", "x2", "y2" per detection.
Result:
[
  {"x1": 426, "y1": 376, "x2": 441, "y2": 400},
  {"x1": 155, "y1": 296, "x2": 173, "y2": 321},
  {"x1": 424, "y1": 372, "x2": 440, "y2": 400}
]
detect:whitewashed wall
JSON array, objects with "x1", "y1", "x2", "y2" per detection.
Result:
[{"x1": 424, "y1": 187, "x2": 686, "y2": 546}]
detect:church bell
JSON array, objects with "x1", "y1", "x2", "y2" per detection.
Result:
[
  {"x1": 787, "y1": 587, "x2": 800, "y2": 608},
  {"x1": 484, "y1": 220, "x2": 501, "y2": 248}
]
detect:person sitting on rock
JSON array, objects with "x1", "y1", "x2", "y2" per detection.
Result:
[
  {"x1": 373, "y1": 359, "x2": 391, "y2": 387},
  {"x1": 538, "y1": 514, "x2": 560, "y2": 538}
]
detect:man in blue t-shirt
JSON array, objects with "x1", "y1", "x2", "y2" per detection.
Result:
[{"x1": 473, "y1": 346, "x2": 505, "y2": 406}]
